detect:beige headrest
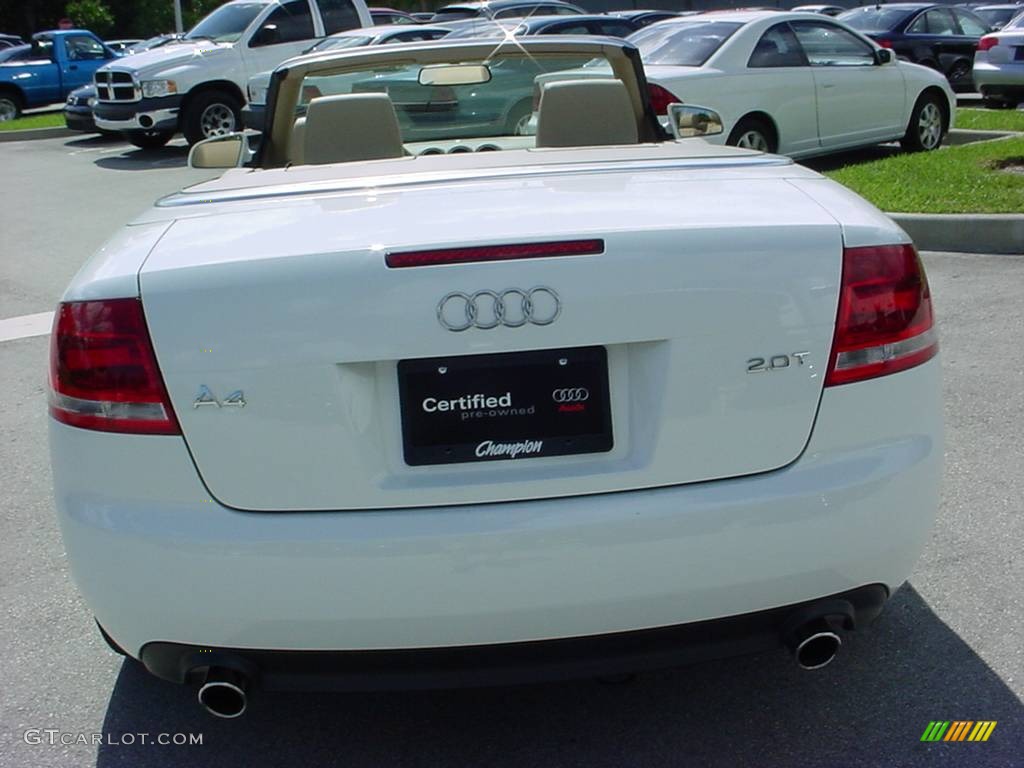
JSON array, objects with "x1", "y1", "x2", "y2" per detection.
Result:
[
  {"x1": 303, "y1": 93, "x2": 404, "y2": 165},
  {"x1": 535, "y1": 79, "x2": 638, "y2": 149}
]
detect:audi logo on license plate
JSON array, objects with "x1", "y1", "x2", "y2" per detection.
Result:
[
  {"x1": 437, "y1": 287, "x2": 560, "y2": 331},
  {"x1": 551, "y1": 388, "x2": 589, "y2": 403}
]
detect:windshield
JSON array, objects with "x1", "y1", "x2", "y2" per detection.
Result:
[
  {"x1": 186, "y1": 2, "x2": 267, "y2": 43},
  {"x1": 308, "y1": 35, "x2": 375, "y2": 52},
  {"x1": 1008, "y1": 11, "x2": 1024, "y2": 28},
  {"x1": 294, "y1": 50, "x2": 630, "y2": 146},
  {"x1": 837, "y1": 7, "x2": 914, "y2": 32},
  {"x1": 627, "y1": 21, "x2": 742, "y2": 67},
  {"x1": 976, "y1": 7, "x2": 1018, "y2": 27}
]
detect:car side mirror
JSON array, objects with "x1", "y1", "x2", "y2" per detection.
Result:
[
  {"x1": 874, "y1": 48, "x2": 893, "y2": 65},
  {"x1": 188, "y1": 132, "x2": 248, "y2": 169},
  {"x1": 666, "y1": 103, "x2": 724, "y2": 140},
  {"x1": 252, "y1": 24, "x2": 282, "y2": 47}
]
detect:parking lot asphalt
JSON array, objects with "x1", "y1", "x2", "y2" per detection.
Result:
[{"x1": 1, "y1": 135, "x2": 1022, "y2": 767}]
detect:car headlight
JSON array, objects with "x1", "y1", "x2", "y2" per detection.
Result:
[
  {"x1": 247, "y1": 84, "x2": 268, "y2": 105},
  {"x1": 87, "y1": 97, "x2": 96, "y2": 107},
  {"x1": 141, "y1": 80, "x2": 178, "y2": 98}
]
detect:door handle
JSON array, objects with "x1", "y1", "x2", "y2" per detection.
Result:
[
  {"x1": 68, "y1": 64, "x2": 78, "y2": 70},
  {"x1": 822, "y1": 83, "x2": 836, "y2": 89}
]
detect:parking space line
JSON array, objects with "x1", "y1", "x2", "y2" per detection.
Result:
[{"x1": 0, "y1": 312, "x2": 54, "y2": 343}]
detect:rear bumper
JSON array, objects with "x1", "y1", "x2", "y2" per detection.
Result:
[
  {"x1": 50, "y1": 359, "x2": 942, "y2": 667},
  {"x1": 139, "y1": 584, "x2": 888, "y2": 690},
  {"x1": 972, "y1": 61, "x2": 1024, "y2": 91}
]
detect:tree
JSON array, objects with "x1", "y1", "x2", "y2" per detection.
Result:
[{"x1": 65, "y1": 0, "x2": 114, "y2": 36}]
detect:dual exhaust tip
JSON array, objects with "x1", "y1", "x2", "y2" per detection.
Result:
[
  {"x1": 198, "y1": 667, "x2": 249, "y2": 719},
  {"x1": 785, "y1": 612, "x2": 847, "y2": 671},
  {"x1": 193, "y1": 605, "x2": 849, "y2": 717}
]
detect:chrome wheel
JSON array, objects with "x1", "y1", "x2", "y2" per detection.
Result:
[
  {"x1": 917, "y1": 102, "x2": 943, "y2": 150},
  {"x1": 512, "y1": 112, "x2": 532, "y2": 136},
  {"x1": 200, "y1": 103, "x2": 236, "y2": 138},
  {"x1": 0, "y1": 97, "x2": 17, "y2": 122},
  {"x1": 735, "y1": 130, "x2": 769, "y2": 152}
]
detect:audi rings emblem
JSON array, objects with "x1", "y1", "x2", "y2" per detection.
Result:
[
  {"x1": 437, "y1": 287, "x2": 561, "y2": 332},
  {"x1": 552, "y1": 387, "x2": 589, "y2": 403}
]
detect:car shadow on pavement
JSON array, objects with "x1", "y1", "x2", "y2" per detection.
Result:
[
  {"x1": 801, "y1": 145, "x2": 904, "y2": 174},
  {"x1": 64, "y1": 135, "x2": 124, "y2": 148},
  {"x1": 93, "y1": 146, "x2": 189, "y2": 171},
  {"x1": 94, "y1": 584, "x2": 1023, "y2": 768}
]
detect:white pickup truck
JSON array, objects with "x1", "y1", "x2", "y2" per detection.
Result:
[{"x1": 92, "y1": 0, "x2": 372, "y2": 148}]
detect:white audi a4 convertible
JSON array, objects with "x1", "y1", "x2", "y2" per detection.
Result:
[{"x1": 48, "y1": 37, "x2": 942, "y2": 718}]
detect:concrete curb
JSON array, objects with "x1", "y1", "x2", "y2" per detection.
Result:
[
  {"x1": 0, "y1": 126, "x2": 75, "y2": 143},
  {"x1": 889, "y1": 213, "x2": 1024, "y2": 255}
]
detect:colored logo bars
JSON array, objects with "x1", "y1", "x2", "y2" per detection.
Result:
[{"x1": 920, "y1": 721, "x2": 997, "y2": 742}]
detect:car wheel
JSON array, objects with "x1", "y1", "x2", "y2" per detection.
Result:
[
  {"x1": 0, "y1": 93, "x2": 21, "y2": 122},
  {"x1": 947, "y1": 59, "x2": 972, "y2": 88},
  {"x1": 727, "y1": 117, "x2": 776, "y2": 153},
  {"x1": 184, "y1": 90, "x2": 241, "y2": 146},
  {"x1": 901, "y1": 94, "x2": 946, "y2": 152},
  {"x1": 127, "y1": 130, "x2": 175, "y2": 150},
  {"x1": 505, "y1": 99, "x2": 533, "y2": 136}
]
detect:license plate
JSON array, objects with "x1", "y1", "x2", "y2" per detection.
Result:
[{"x1": 398, "y1": 346, "x2": 613, "y2": 466}]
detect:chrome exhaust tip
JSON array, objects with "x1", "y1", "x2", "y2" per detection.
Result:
[
  {"x1": 198, "y1": 667, "x2": 249, "y2": 719},
  {"x1": 793, "y1": 629, "x2": 842, "y2": 670}
]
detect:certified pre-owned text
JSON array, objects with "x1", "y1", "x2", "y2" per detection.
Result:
[{"x1": 423, "y1": 393, "x2": 512, "y2": 412}]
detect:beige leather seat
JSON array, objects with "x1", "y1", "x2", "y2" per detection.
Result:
[
  {"x1": 535, "y1": 79, "x2": 638, "y2": 149},
  {"x1": 301, "y1": 93, "x2": 404, "y2": 165}
]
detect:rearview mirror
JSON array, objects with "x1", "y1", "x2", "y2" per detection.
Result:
[
  {"x1": 188, "y1": 132, "x2": 248, "y2": 169},
  {"x1": 666, "y1": 103, "x2": 724, "y2": 140},
  {"x1": 874, "y1": 48, "x2": 893, "y2": 65},
  {"x1": 418, "y1": 63, "x2": 491, "y2": 86}
]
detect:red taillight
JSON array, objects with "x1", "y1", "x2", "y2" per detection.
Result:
[
  {"x1": 49, "y1": 298, "x2": 180, "y2": 434},
  {"x1": 647, "y1": 83, "x2": 682, "y2": 116},
  {"x1": 876, "y1": 39, "x2": 893, "y2": 49},
  {"x1": 977, "y1": 35, "x2": 999, "y2": 51},
  {"x1": 825, "y1": 244, "x2": 937, "y2": 387},
  {"x1": 386, "y1": 239, "x2": 604, "y2": 268}
]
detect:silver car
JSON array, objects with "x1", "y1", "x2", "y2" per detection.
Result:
[{"x1": 973, "y1": 10, "x2": 1024, "y2": 105}]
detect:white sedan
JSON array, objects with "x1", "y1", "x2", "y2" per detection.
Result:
[
  {"x1": 973, "y1": 14, "x2": 1024, "y2": 107},
  {"x1": 635, "y1": 11, "x2": 956, "y2": 157},
  {"x1": 49, "y1": 38, "x2": 941, "y2": 716}
]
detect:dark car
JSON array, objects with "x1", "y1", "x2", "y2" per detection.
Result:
[
  {"x1": 369, "y1": 7, "x2": 419, "y2": 25},
  {"x1": 63, "y1": 84, "x2": 108, "y2": 134},
  {"x1": 605, "y1": 9, "x2": 687, "y2": 28},
  {"x1": 838, "y1": 2, "x2": 992, "y2": 91},
  {"x1": 510, "y1": 14, "x2": 640, "y2": 37},
  {"x1": 430, "y1": 0, "x2": 585, "y2": 23}
]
